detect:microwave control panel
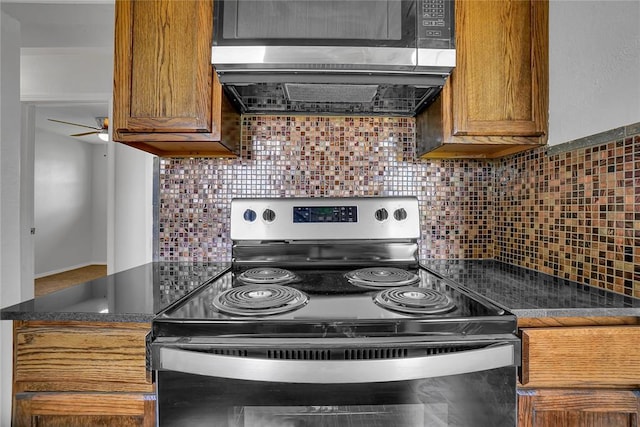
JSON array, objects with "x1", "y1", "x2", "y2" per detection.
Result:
[{"x1": 418, "y1": 0, "x2": 454, "y2": 48}]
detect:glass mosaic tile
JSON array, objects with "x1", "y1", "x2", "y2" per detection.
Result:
[
  {"x1": 158, "y1": 116, "x2": 494, "y2": 263},
  {"x1": 158, "y1": 116, "x2": 640, "y2": 299},
  {"x1": 494, "y1": 134, "x2": 640, "y2": 298}
]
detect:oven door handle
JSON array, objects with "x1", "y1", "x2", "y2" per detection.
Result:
[{"x1": 158, "y1": 343, "x2": 516, "y2": 384}]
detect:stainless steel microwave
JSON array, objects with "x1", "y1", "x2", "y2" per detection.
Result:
[{"x1": 211, "y1": 0, "x2": 456, "y2": 116}]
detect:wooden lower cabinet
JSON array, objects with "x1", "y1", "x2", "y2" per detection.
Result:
[
  {"x1": 518, "y1": 389, "x2": 640, "y2": 427},
  {"x1": 517, "y1": 322, "x2": 640, "y2": 427},
  {"x1": 14, "y1": 392, "x2": 156, "y2": 427},
  {"x1": 520, "y1": 326, "x2": 640, "y2": 388},
  {"x1": 12, "y1": 321, "x2": 155, "y2": 427}
]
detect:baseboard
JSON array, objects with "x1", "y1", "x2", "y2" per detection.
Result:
[{"x1": 34, "y1": 262, "x2": 107, "y2": 279}]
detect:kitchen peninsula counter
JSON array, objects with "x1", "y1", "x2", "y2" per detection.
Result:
[
  {"x1": 1, "y1": 262, "x2": 230, "y2": 322},
  {"x1": 2, "y1": 260, "x2": 638, "y2": 322}
]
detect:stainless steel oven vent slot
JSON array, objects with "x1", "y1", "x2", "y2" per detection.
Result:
[
  {"x1": 210, "y1": 348, "x2": 248, "y2": 357},
  {"x1": 202, "y1": 345, "x2": 489, "y2": 362},
  {"x1": 344, "y1": 348, "x2": 409, "y2": 360},
  {"x1": 342, "y1": 345, "x2": 482, "y2": 360},
  {"x1": 267, "y1": 349, "x2": 331, "y2": 360},
  {"x1": 424, "y1": 346, "x2": 477, "y2": 355}
]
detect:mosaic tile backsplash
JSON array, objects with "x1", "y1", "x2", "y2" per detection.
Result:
[
  {"x1": 159, "y1": 116, "x2": 494, "y2": 262},
  {"x1": 158, "y1": 116, "x2": 639, "y2": 298},
  {"x1": 495, "y1": 125, "x2": 640, "y2": 298}
]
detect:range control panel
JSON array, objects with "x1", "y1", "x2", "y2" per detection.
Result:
[
  {"x1": 293, "y1": 206, "x2": 358, "y2": 223},
  {"x1": 231, "y1": 197, "x2": 419, "y2": 241}
]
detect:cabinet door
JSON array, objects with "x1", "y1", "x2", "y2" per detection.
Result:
[
  {"x1": 417, "y1": 0, "x2": 548, "y2": 159},
  {"x1": 14, "y1": 321, "x2": 153, "y2": 392},
  {"x1": 114, "y1": 0, "x2": 212, "y2": 136},
  {"x1": 113, "y1": 0, "x2": 240, "y2": 156},
  {"x1": 520, "y1": 326, "x2": 640, "y2": 388},
  {"x1": 518, "y1": 389, "x2": 640, "y2": 427},
  {"x1": 453, "y1": 0, "x2": 548, "y2": 137},
  {"x1": 13, "y1": 392, "x2": 156, "y2": 427}
]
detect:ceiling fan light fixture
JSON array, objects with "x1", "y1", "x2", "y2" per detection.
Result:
[
  {"x1": 96, "y1": 117, "x2": 108, "y2": 128},
  {"x1": 47, "y1": 116, "x2": 110, "y2": 142}
]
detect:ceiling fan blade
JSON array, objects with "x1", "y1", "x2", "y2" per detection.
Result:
[
  {"x1": 48, "y1": 118, "x2": 100, "y2": 131},
  {"x1": 70, "y1": 131, "x2": 100, "y2": 137}
]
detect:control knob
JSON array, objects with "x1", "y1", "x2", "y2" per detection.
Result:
[
  {"x1": 394, "y1": 208, "x2": 408, "y2": 221},
  {"x1": 243, "y1": 209, "x2": 257, "y2": 222},
  {"x1": 374, "y1": 208, "x2": 389, "y2": 222},
  {"x1": 262, "y1": 208, "x2": 276, "y2": 223}
]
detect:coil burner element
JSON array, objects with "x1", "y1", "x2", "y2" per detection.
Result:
[
  {"x1": 237, "y1": 267, "x2": 299, "y2": 285},
  {"x1": 345, "y1": 267, "x2": 420, "y2": 289},
  {"x1": 212, "y1": 284, "x2": 308, "y2": 316},
  {"x1": 374, "y1": 287, "x2": 456, "y2": 315}
]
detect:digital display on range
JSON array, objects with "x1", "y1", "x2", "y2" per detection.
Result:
[{"x1": 293, "y1": 206, "x2": 358, "y2": 223}]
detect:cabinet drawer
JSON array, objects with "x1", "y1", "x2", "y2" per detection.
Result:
[
  {"x1": 518, "y1": 389, "x2": 640, "y2": 427},
  {"x1": 14, "y1": 321, "x2": 153, "y2": 393},
  {"x1": 14, "y1": 392, "x2": 156, "y2": 427},
  {"x1": 520, "y1": 326, "x2": 640, "y2": 388}
]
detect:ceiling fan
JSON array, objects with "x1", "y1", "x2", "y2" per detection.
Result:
[{"x1": 48, "y1": 117, "x2": 109, "y2": 141}]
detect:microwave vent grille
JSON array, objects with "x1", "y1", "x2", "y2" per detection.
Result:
[
  {"x1": 284, "y1": 84, "x2": 378, "y2": 103},
  {"x1": 225, "y1": 84, "x2": 441, "y2": 116}
]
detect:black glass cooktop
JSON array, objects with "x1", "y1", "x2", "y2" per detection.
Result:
[{"x1": 155, "y1": 266, "x2": 513, "y2": 336}]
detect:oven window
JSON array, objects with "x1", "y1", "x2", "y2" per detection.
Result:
[
  {"x1": 224, "y1": 0, "x2": 402, "y2": 40},
  {"x1": 158, "y1": 368, "x2": 516, "y2": 427},
  {"x1": 237, "y1": 405, "x2": 430, "y2": 427}
]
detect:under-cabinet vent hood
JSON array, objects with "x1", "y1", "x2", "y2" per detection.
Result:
[
  {"x1": 217, "y1": 75, "x2": 449, "y2": 117},
  {"x1": 211, "y1": 0, "x2": 456, "y2": 116}
]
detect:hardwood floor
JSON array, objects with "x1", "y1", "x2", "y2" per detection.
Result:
[{"x1": 34, "y1": 265, "x2": 108, "y2": 297}]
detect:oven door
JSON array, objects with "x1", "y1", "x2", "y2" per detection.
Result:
[{"x1": 153, "y1": 336, "x2": 519, "y2": 427}]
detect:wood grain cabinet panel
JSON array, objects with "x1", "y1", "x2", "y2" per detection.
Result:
[
  {"x1": 520, "y1": 326, "x2": 640, "y2": 388},
  {"x1": 518, "y1": 323, "x2": 640, "y2": 427},
  {"x1": 13, "y1": 392, "x2": 156, "y2": 427},
  {"x1": 14, "y1": 321, "x2": 153, "y2": 392},
  {"x1": 418, "y1": 0, "x2": 548, "y2": 159},
  {"x1": 113, "y1": 0, "x2": 240, "y2": 157},
  {"x1": 12, "y1": 321, "x2": 155, "y2": 427},
  {"x1": 518, "y1": 389, "x2": 640, "y2": 427}
]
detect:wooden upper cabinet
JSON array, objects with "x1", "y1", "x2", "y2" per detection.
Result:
[
  {"x1": 454, "y1": 0, "x2": 547, "y2": 136},
  {"x1": 418, "y1": 0, "x2": 549, "y2": 159},
  {"x1": 113, "y1": 0, "x2": 240, "y2": 157}
]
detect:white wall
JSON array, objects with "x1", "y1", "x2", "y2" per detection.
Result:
[
  {"x1": 548, "y1": 0, "x2": 640, "y2": 145},
  {"x1": 111, "y1": 143, "x2": 154, "y2": 273},
  {"x1": 33, "y1": 122, "x2": 107, "y2": 276},
  {"x1": 21, "y1": 47, "x2": 113, "y2": 102},
  {"x1": 1, "y1": 10, "x2": 34, "y2": 427},
  {"x1": 92, "y1": 143, "x2": 108, "y2": 263}
]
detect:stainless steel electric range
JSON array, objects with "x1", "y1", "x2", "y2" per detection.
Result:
[{"x1": 151, "y1": 197, "x2": 520, "y2": 427}]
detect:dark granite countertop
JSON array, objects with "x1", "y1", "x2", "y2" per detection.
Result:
[
  {"x1": 421, "y1": 259, "x2": 640, "y2": 318},
  {"x1": 0, "y1": 262, "x2": 230, "y2": 322},
  {"x1": 2, "y1": 260, "x2": 638, "y2": 322}
]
